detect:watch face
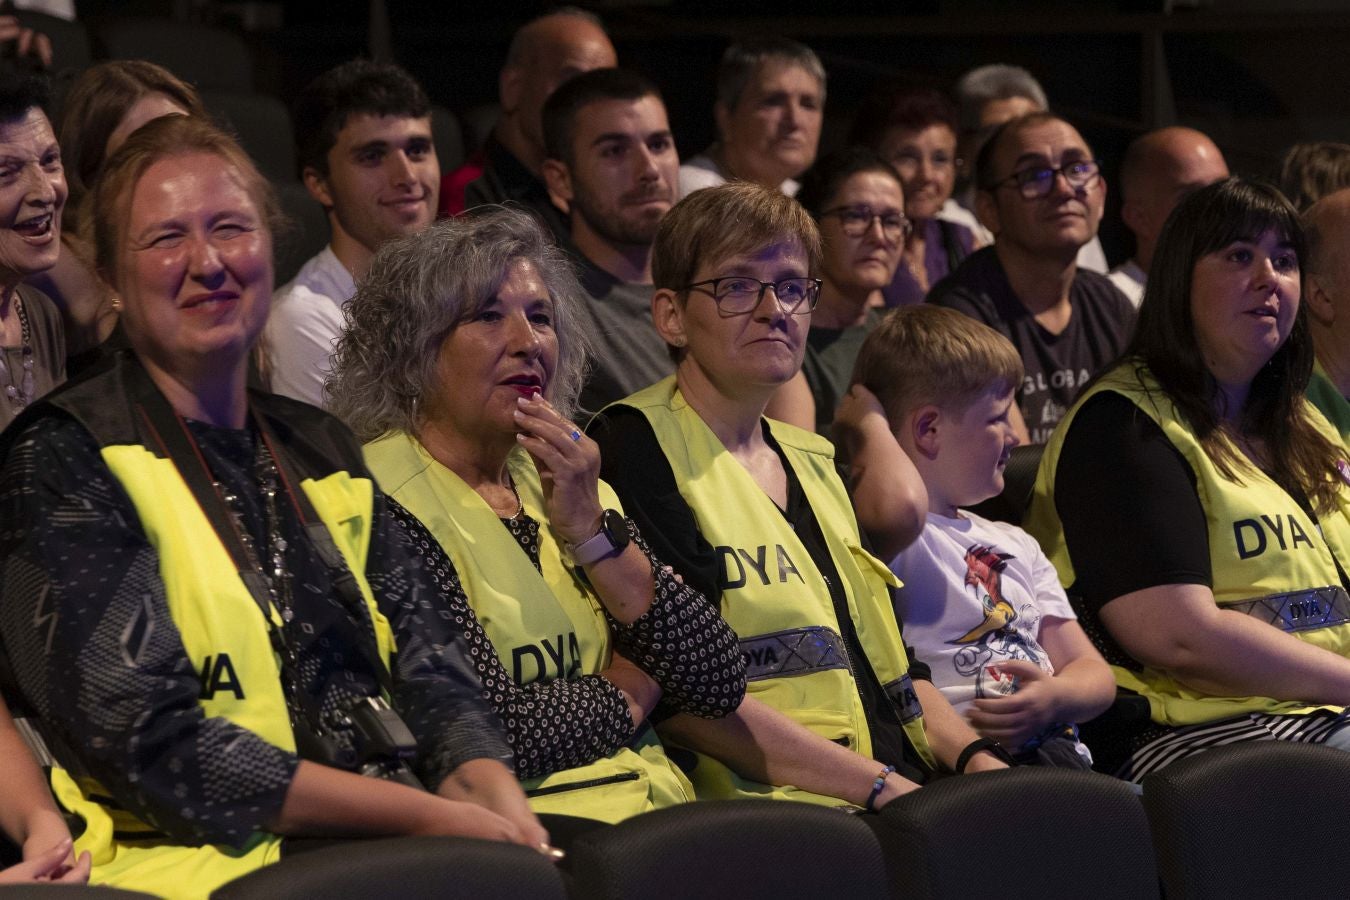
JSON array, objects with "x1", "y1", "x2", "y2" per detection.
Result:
[{"x1": 601, "y1": 508, "x2": 631, "y2": 549}]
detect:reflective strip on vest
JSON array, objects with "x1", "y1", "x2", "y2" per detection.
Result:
[
  {"x1": 1026, "y1": 362, "x2": 1350, "y2": 726},
  {"x1": 1227, "y1": 586, "x2": 1350, "y2": 633},
  {"x1": 740, "y1": 626, "x2": 849, "y2": 681}
]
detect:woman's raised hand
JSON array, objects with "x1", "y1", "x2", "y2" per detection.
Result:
[{"x1": 513, "y1": 394, "x2": 604, "y2": 545}]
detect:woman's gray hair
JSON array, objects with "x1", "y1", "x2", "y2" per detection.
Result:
[
  {"x1": 328, "y1": 206, "x2": 592, "y2": 441},
  {"x1": 954, "y1": 64, "x2": 1048, "y2": 133},
  {"x1": 716, "y1": 37, "x2": 826, "y2": 112}
]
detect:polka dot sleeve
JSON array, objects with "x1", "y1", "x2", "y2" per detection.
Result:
[
  {"x1": 387, "y1": 499, "x2": 635, "y2": 781},
  {"x1": 607, "y1": 524, "x2": 747, "y2": 719}
]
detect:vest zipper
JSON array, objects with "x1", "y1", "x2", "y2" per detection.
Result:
[{"x1": 525, "y1": 771, "x2": 641, "y2": 797}]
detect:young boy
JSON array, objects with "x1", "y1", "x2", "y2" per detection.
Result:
[{"x1": 836, "y1": 305, "x2": 1115, "y2": 765}]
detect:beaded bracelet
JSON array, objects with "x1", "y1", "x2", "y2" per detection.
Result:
[{"x1": 864, "y1": 764, "x2": 896, "y2": 811}]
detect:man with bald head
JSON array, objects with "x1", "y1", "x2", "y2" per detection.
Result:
[
  {"x1": 1111, "y1": 126, "x2": 1229, "y2": 307},
  {"x1": 1301, "y1": 189, "x2": 1350, "y2": 440},
  {"x1": 445, "y1": 7, "x2": 617, "y2": 237}
]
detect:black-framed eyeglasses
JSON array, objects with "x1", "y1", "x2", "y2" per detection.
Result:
[
  {"x1": 986, "y1": 159, "x2": 1101, "y2": 199},
  {"x1": 682, "y1": 276, "x2": 822, "y2": 316},
  {"x1": 821, "y1": 206, "x2": 913, "y2": 242}
]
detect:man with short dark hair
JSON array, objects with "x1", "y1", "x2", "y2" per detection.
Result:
[
  {"x1": 1301, "y1": 188, "x2": 1350, "y2": 439},
  {"x1": 541, "y1": 67, "x2": 678, "y2": 416},
  {"x1": 265, "y1": 60, "x2": 438, "y2": 408},
  {"x1": 946, "y1": 64, "x2": 1107, "y2": 275},
  {"x1": 451, "y1": 8, "x2": 616, "y2": 239},
  {"x1": 928, "y1": 112, "x2": 1134, "y2": 444},
  {"x1": 1112, "y1": 127, "x2": 1229, "y2": 306}
]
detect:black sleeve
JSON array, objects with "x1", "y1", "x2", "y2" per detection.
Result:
[
  {"x1": 606, "y1": 527, "x2": 746, "y2": 719},
  {"x1": 1054, "y1": 391, "x2": 1212, "y2": 616},
  {"x1": 587, "y1": 408, "x2": 723, "y2": 604},
  {"x1": 0, "y1": 416, "x2": 296, "y2": 847},
  {"x1": 926, "y1": 284, "x2": 990, "y2": 322}
]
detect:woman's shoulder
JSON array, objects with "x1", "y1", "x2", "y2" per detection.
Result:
[
  {"x1": 588, "y1": 405, "x2": 671, "y2": 478},
  {"x1": 252, "y1": 390, "x2": 371, "y2": 479},
  {"x1": 764, "y1": 416, "x2": 835, "y2": 459}
]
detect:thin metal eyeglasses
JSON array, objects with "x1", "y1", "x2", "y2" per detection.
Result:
[
  {"x1": 986, "y1": 159, "x2": 1101, "y2": 199},
  {"x1": 821, "y1": 206, "x2": 913, "y2": 242},
  {"x1": 681, "y1": 276, "x2": 823, "y2": 316}
]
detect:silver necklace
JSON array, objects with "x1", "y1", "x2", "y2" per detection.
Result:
[
  {"x1": 505, "y1": 478, "x2": 524, "y2": 521},
  {"x1": 0, "y1": 296, "x2": 34, "y2": 413}
]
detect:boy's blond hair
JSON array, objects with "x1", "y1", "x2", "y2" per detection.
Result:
[{"x1": 853, "y1": 306, "x2": 1024, "y2": 425}]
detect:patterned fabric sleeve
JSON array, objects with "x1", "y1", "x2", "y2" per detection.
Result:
[
  {"x1": 606, "y1": 524, "x2": 747, "y2": 719},
  {"x1": 386, "y1": 499, "x2": 635, "y2": 781},
  {"x1": 0, "y1": 416, "x2": 297, "y2": 847},
  {"x1": 363, "y1": 493, "x2": 515, "y2": 791}
]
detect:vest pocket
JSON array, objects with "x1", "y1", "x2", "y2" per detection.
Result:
[{"x1": 522, "y1": 755, "x2": 655, "y2": 823}]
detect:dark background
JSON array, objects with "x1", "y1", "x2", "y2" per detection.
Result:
[{"x1": 69, "y1": 0, "x2": 1350, "y2": 265}]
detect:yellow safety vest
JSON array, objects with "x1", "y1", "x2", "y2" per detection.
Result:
[
  {"x1": 614, "y1": 378, "x2": 934, "y2": 804},
  {"x1": 1027, "y1": 362, "x2": 1350, "y2": 726},
  {"x1": 25, "y1": 364, "x2": 394, "y2": 900},
  {"x1": 363, "y1": 431, "x2": 694, "y2": 822}
]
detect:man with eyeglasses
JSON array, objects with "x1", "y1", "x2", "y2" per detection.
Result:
[
  {"x1": 539, "y1": 67, "x2": 681, "y2": 420},
  {"x1": 946, "y1": 64, "x2": 1109, "y2": 276},
  {"x1": 928, "y1": 112, "x2": 1135, "y2": 444}
]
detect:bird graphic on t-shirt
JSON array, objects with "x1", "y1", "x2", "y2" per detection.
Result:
[{"x1": 950, "y1": 544, "x2": 1018, "y2": 645}]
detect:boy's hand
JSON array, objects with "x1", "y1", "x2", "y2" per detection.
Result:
[
  {"x1": 965, "y1": 659, "x2": 1060, "y2": 749},
  {"x1": 833, "y1": 384, "x2": 889, "y2": 437}
]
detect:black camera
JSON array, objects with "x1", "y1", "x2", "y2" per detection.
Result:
[{"x1": 296, "y1": 695, "x2": 424, "y2": 791}]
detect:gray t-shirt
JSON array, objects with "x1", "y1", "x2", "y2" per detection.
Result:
[
  {"x1": 574, "y1": 258, "x2": 674, "y2": 419},
  {"x1": 1, "y1": 285, "x2": 65, "y2": 432},
  {"x1": 928, "y1": 247, "x2": 1135, "y2": 444},
  {"x1": 801, "y1": 308, "x2": 883, "y2": 438}
]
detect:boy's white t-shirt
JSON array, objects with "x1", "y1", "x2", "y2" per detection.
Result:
[{"x1": 891, "y1": 510, "x2": 1076, "y2": 717}]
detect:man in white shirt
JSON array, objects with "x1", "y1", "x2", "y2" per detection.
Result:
[
  {"x1": 265, "y1": 60, "x2": 439, "y2": 407},
  {"x1": 1111, "y1": 126, "x2": 1229, "y2": 307}
]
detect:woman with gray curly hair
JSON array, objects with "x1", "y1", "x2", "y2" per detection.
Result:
[{"x1": 329, "y1": 207, "x2": 747, "y2": 824}]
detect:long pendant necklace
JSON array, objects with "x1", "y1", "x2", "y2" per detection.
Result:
[
  {"x1": 0, "y1": 296, "x2": 34, "y2": 413},
  {"x1": 217, "y1": 437, "x2": 295, "y2": 624}
]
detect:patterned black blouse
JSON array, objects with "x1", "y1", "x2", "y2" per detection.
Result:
[
  {"x1": 387, "y1": 498, "x2": 746, "y2": 781},
  {"x1": 0, "y1": 415, "x2": 511, "y2": 848}
]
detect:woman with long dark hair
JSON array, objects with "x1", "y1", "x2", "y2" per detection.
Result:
[{"x1": 1027, "y1": 177, "x2": 1350, "y2": 781}]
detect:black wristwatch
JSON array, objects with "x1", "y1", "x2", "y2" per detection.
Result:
[{"x1": 566, "y1": 509, "x2": 631, "y2": 566}]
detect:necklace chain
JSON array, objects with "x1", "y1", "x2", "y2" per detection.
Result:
[
  {"x1": 0, "y1": 295, "x2": 34, "y2": 413},
  {"x1": 217, "y1": 437, "x2": 294, "y2": 623},
  {"x1": 214, "y1": 435, "x2": 308, "y2": 730}
]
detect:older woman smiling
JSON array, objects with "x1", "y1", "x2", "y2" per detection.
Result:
[{"x1": 0, "y1": 117, "x2": 538, "y2": 898}]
